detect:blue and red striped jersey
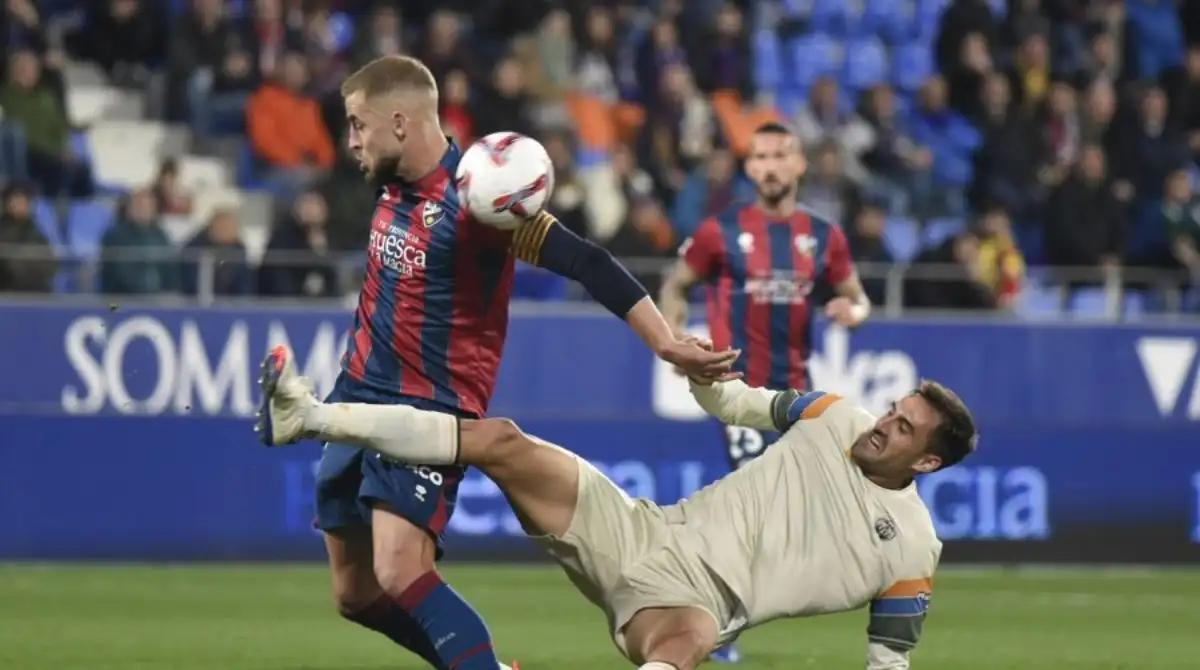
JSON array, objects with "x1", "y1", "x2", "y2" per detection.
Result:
[
  {"x1": 343, "y1": 141, "x2": 517, "y2": 416},
  {"x1": 680, "y1": 204, "x2": 853, "y2": 391}
]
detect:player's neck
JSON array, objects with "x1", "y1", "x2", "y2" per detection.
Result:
[
  {"x1": 397, "y1": 130, "x2": 450, "y2": 183},
  {"x1": 755, "y1": 199, "x2": 797, "y2": 219},
  {"x1": 866, "y1": 472, "x2": 914, "y2": 491}
]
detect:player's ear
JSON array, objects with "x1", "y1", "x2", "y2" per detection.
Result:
[
  {"x1": 391, "y1": 111, "x2": 407, "y2": 142},
  {"x1": 912, "y1": 453, "x2": 941, "y2": 475}
]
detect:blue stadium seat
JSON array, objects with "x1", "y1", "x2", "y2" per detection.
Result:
[
  {"x1": 809, "y1": 0, "x2": 849, "y2": 36},
  {"x1": 32, "y1": 198, "x2": 62, "y2": 249},
  {"x1": 921, "y1": 217, "x2": 964, "y2": 247},
  {"x1": 752, "y1": 30, "x2": 783, "y2": 95},
  {"x1": 575, "y1": 147, "x2": 608, "y2": 169},
  {"x1": 776, "y1": 88, "x2": 806, "y2": 118},
  {"x1": 1023, "y1": 264, "x2": 1051, "y2": 286},
  {"x1": 843, "y1": 37, "x2": 888, "y2": 92},
  {"x1": 1123, "y1": 291, "x2": 1147, "y2": 320},
  {"x1": 781, "y1": 0, "x2": 814, "y2": 20},
  {"x1": 1184, "y1": 288, "x2": 1200, "y2": 314},
  {"x1": 1014, "y1": 223, "x2": 1044, "y2": 265},
  {"x1": 862, "y1": 0, "x2": 907, "y2": 42},
  {"x1": 883, "y1": 218, "x2": 920, "y2": 262},
  {"x1": 66, "y1": 201, "x2": 114, "y2": 261},
  {"x1": 1016, "y1": 284, "x2": 1063, "y2": 319},
  {"x1": 789, "y1": 35, "x2": 841, "y2": 89},
  {"x1": 841, "y1": 2, "x2": 866, "y2": 38},
  {"x1": 33, "y1": 199, "x2": 76, "y2": 293},
  {"x1": 69, "y1": 131, "x2": 91, "y2": 172},
  {"x1": 892, "y1": 42, "x2": 934, "y2": 93},
  {"x1": 330, "y1": 13, "x2": 356, "y2": 53},
  {"x1": 913, "y1": 0, "x2": 949, "y2": 40},
  {"x1": 236, "y1": 141, "x2": 266, "y2": 191},
  {"x1": 1067, "y1": 287, "x2": 1110, "y2": 318}
]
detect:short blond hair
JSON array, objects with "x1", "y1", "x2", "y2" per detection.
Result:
[{"x1": 341, "y1": 55, "x2": 438, "y2": 99}]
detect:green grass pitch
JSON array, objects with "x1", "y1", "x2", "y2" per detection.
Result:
[{"x1": 1, "y1": 564, "x2": 1198, "y2": 669}]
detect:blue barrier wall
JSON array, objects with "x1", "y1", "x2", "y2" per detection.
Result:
[{"x1": 1, "y1": 302, "x2": 1198, "y2": 562}]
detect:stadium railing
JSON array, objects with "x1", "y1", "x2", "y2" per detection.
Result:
[{"x1": 0, "y1": 244, "x2": 1196, "y2": 320}]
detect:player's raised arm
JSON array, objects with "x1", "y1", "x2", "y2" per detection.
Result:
[
  {"x1": 688, "y1": 373, "x2": 842, "y2": 433},
  {"x1": 865, "y1": 577, "x2": 933, "y2": 670},
  {"x1": 822, "y1": 221, "x2": 872, "y2": 328},
  {"x1": 509, "y1": 211, "x2": 739, "y2": 381},
  {"x1": 659, "y1": 217, "x2": 722, "y2": 333}
]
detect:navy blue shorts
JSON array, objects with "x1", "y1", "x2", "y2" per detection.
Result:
[
  {"x1": 720, "y1": 423, "x2": 782, "y2": 471},
  {"x1": 314, "y1": 376, "x2": 476, "y2": 554}
]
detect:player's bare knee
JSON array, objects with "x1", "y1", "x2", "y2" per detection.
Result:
[
  {"x1": 647, "y1": 628, "x2": 711, "y2": 668},
  {"x1": 373, "y1": 546, "x2": 433, "y2": 599},
  {"x1": 331, "y1": 582, "x2": 378, "y2": 619},
  {"x1": 627, "y1": 608, "x2": 717, "y2": 669},
  {"x1": 323, "y1": 530, "x2": 382, "y2": 618},
  {"x1": 371, "y1": 506, "x2": 437, "y2": 599},
  {"x1": 463, "y1": 416, "x2": 528, "y2": 468}
]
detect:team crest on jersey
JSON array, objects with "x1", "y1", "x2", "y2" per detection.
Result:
[
  {"x1": 421, "y1": 201, "x2": 445, "y2": 228},
  {"x1": 737, "y1": 232, "x2": 754, "y2": 253},
  {"x1": 874, "y1": 517, "x2": 897, "y2": 541},
  {"x1": 794, "y1": 234, "x2": 817, "y2": 256}
]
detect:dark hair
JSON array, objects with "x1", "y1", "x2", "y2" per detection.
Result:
[
  {"x1": 2, "y1": 181, "x2": 32, "y2": 201},
  {"x1": 157, "y1": 158, "x2": 179, "y2": 178},
  {"x1": 753, "y1": 121, "x2": 793, "y2": 136},
  {"x1": 915, "y1": 380, "x2": 978, "y2": 470},
  {"x1": 978, "y1": 202, "x2": 1008, "y2": 219},
  {"x1": 814, "y1": 138, "x2": 839, "y2": 157}
]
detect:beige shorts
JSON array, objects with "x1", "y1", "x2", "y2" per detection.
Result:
[{"x1": 532, "y1": 457, "x2": 737, "y2": 658}]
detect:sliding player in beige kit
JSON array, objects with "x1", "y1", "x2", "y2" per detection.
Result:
[{"x1": 258, "y1": 343, "x2": 978, "y2": 670}]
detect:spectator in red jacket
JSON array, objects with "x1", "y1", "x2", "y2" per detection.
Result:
[{"x1": 246, "y1": 51, "x2": 335, "y2": 196}]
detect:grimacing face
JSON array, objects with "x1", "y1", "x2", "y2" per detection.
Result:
[
  {"x1": 745, "y1": 132, "x2": 805, "y2": 207},
  {"x1": 344, "y1": 90, "x2": 404, "y2": 186},
  {"x1": 850, "y1": 393, "x2": 944, "y2": 480}
]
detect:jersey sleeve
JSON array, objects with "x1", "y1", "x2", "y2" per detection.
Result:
[
  {"x1": 679, "y1": 217, "x2": 724, "y2": 280},
  {"x1": 865, "y1": 577, "x2": 933, "y2": 670},
  {"x1": 824, "y1": 223, "x2": 854, "y2": 286},
  {"x1": 690, "y1": 380, "x2": 843, "y2": 433},
  {"x1": 689, "y1": 379, "x2": 780, "y2": 431},
  {"x1": 770, "y1": 389, "x2": 843, "y2": 432}
]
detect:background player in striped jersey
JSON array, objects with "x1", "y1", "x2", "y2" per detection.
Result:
[
  {"x1": 660, "y1": 121, "x2": 872, "y2": 663},
  {"x1": 259, "y1": 341, "x2": 978, "y2": 670},
  {"x1": 261, "y1": 55, "x2": 738, "y2": 670}
]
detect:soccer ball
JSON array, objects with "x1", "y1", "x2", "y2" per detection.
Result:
[{"x1": 456, "y1": 132, "x2": 555, "y2": 230}]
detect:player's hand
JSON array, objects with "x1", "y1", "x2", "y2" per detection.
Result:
[
  {"x1": 661, "y1": 337, "x2": 741, "y2": 383},
  {"x1": 824, "y1": 297, "x2": 864, "y2": 327},
  {"x1": 669, "y1": 334, "x2": 715, "y2": 377}
]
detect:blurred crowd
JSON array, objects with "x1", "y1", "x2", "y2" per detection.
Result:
[{"x1": 0, "y1": 0, "x2": 1198, "y2": 315}]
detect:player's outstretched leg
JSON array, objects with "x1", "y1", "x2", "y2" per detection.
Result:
[
  {"x1": 623, "y1": 606, "x2": 720, "y2": 670},
  {"x1": 258, "y1": 346, "x2": 583, "y2": 540}
]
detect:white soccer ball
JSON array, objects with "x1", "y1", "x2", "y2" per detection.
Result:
[{"x1": 456, "y1": 132, "x2": 555, "y2": 230}]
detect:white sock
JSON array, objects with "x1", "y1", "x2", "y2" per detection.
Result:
[
  {"x1": 305, "y1": 402, "x2": 459, "y2": 465},
  {"x1": 639, "y1": 663, "x2": 679, "y2": 670}
]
